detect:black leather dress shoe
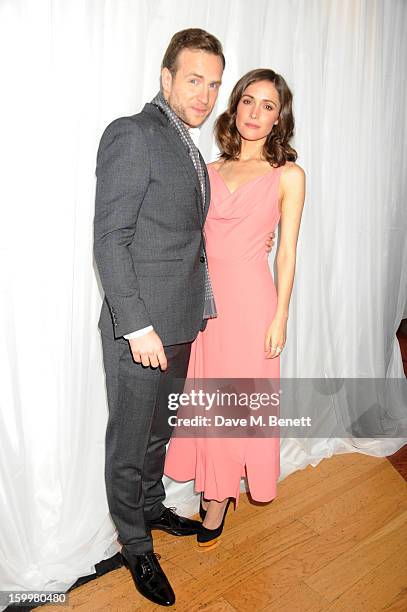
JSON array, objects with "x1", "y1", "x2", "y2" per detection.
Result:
[
  {"x1": 146, "y1": 506, "x2": 202, "y2": 536},
  {"x1": 121, "y1": 547, "x2": 175, "y2": 606}
]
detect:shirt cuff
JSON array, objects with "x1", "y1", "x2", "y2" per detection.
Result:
[{"x1": 123, "y1": 325, "x2": 154, "y2": 340}]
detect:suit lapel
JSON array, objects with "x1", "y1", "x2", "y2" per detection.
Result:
[
  {"x1": 163, "y1": 127, "x2": 204, "y2": 217},
  {"x1": 142, "y1": 103, "x2": 206, "y2": 227},
  {"x1": 199, "y1": 149, "x2": 211, "y2": 219}
]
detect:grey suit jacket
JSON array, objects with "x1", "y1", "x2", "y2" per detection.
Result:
[{"x1": 93, "y1": 103, "x2": 210, "y2": 346}]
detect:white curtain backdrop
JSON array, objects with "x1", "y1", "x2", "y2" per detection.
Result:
[{"x1": 1, "y1": 0, "x2": 406, "y2": 599}]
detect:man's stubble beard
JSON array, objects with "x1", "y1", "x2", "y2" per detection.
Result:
[
  {"x1": 168, "y1": 92, "x2": 208, "y2": 128},
  {"x1": 168, "y1": 94, "x2": 193, "y2": 127}
]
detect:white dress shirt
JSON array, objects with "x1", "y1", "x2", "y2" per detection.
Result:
[{"x1": 124, "y1": 126, "x2": 201, "y2": 341}]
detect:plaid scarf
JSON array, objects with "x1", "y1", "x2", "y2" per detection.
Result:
[{"x1": 151, "y1": 90, "x2": 217, "y2": 319}]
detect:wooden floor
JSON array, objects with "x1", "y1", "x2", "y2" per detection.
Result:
[{"x1": 42, "y1": 451, "x2": 407, "y2": 612}]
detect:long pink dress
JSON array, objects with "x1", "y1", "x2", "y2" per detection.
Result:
[{"x1": 164, "y1": 164, "x2": 284, "y2": 506}]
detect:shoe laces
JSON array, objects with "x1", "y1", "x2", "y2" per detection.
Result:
[{"x1": 140, "y1": 551, "x2": 161, "y2": 575}]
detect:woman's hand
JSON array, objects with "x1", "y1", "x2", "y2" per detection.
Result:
[{"x1": 264, "y1": 315, "x2": 287, "y2": 359}]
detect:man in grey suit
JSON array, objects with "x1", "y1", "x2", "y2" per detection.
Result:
[{"x1": 94, "y1": 29, "x2": 225, "y2": 606}]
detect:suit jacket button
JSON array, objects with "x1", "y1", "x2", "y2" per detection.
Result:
[{"x1": 200, "y1": 256, "x2": 205, "y2": 263}]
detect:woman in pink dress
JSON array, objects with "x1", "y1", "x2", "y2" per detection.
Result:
[{"x1": 164, "y1": 68, "x2": 306, "y2": 548}]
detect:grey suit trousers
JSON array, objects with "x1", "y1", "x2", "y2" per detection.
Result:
[{"x1": 101, "y1": 332, "x2": 192, "y2": 554}]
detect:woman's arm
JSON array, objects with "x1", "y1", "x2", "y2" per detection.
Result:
[
  {"x1": 275, "y1": 163, "x2": 306, "y2": 318},
  {"x1": 265, "y1": 163, "x2": 306, "y2": 357}
]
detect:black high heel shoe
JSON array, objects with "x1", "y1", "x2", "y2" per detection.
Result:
[
  {"x1": 197, "y1": 499, "x2": 231, "y2": 549},
  {"x1": 199, "y1": 493, "x2": 207, "y2": 521}
]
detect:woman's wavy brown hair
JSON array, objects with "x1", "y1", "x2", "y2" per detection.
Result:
[{"x1": 214, "y1": 68, "x2": 297, "y2": 167}]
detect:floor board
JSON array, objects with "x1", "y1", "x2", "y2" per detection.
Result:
[{"x1": 41, "y1": 451, "x2": 407, "y2": 611}]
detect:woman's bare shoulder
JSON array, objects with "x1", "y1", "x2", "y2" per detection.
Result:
[
  {"x1": 280, "y1": 161, "x2": 306, "y2": 191},
  {"x1": 279, "y1": 161, "x2": 306, "y2": 205},
  {"x1": 207, "y1": 160, "x2": 223, "y2": 170},
  {"x1": 281, "y1": 160, "x2": 305, "y2": 179}
]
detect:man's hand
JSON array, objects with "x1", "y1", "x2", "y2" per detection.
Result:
[
  {"x1": 265, "y1": 231, "x2": 276, "y2": 253},
  {"x1": 128, "y1": 330, "x2": 167, "y2": 370}
]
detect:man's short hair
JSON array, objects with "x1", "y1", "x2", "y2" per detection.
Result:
[{"x1": 162, "y1": 28, "x2": 225, "y2": 76}]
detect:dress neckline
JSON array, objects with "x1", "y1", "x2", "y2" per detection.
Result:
[{"x1": 209, "y1": 164, "x2": 278, "y2": 196}]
